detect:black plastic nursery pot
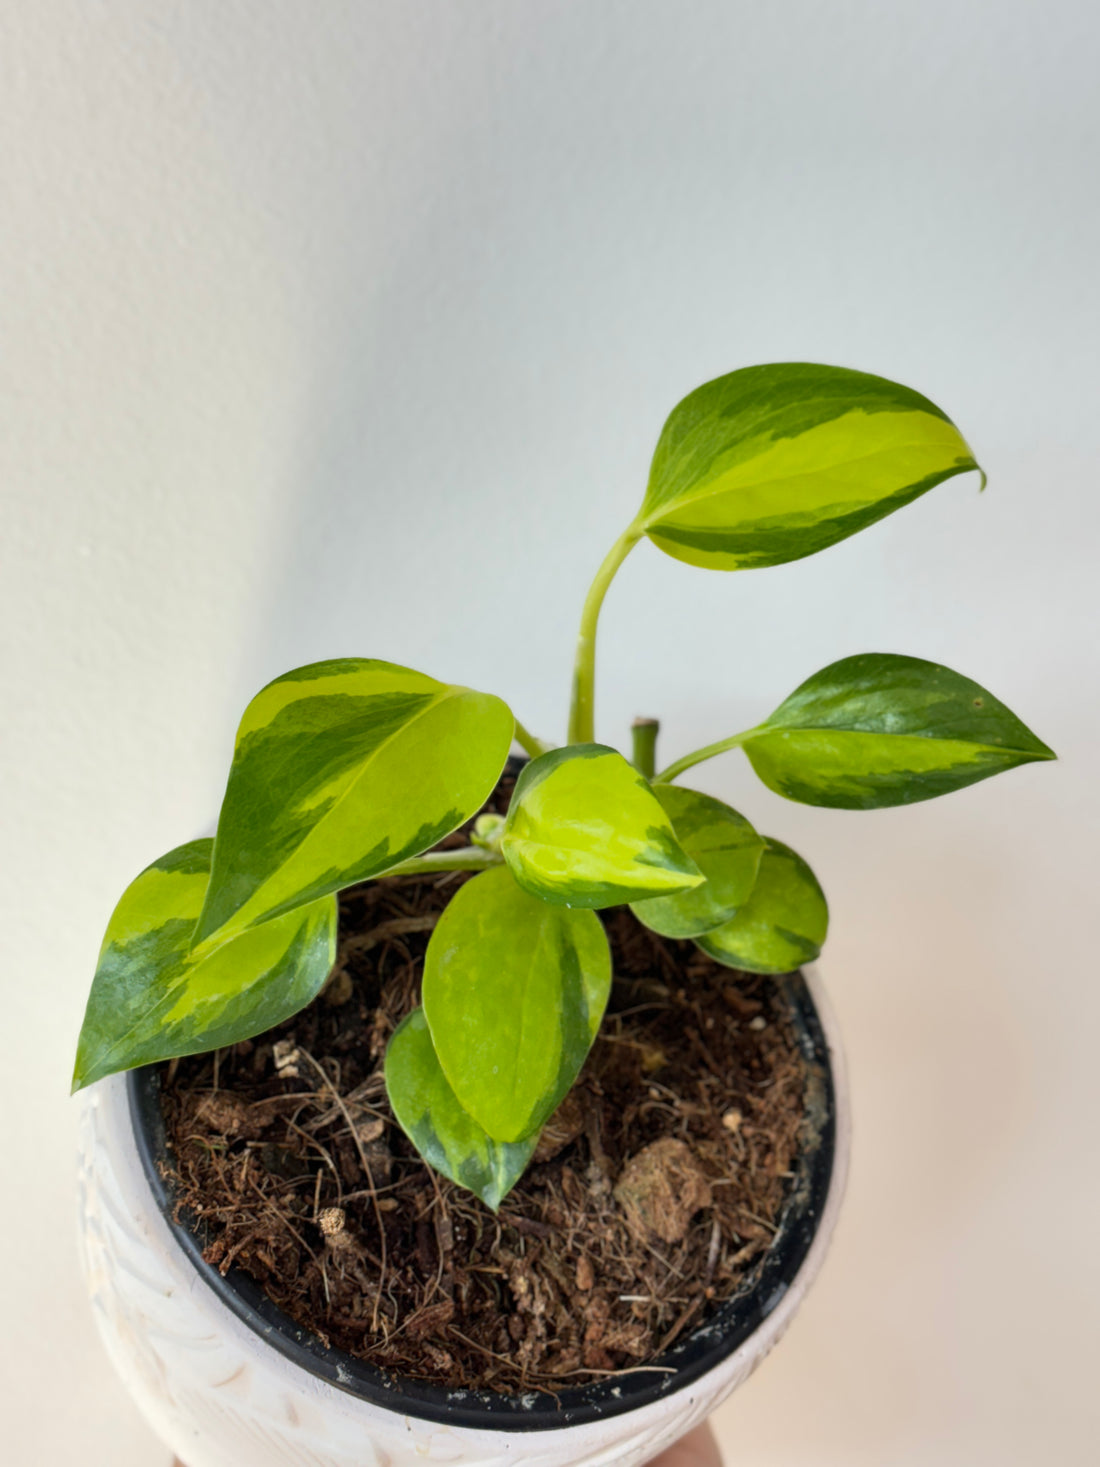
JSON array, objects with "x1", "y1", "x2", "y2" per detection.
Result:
[{"x1": 127, "y1": 964, "x2": 837, "y2": 1432}]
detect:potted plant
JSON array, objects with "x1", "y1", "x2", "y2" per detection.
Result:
[{"x1": 74, "y1": 362, "x2": 1052, "y2": 1467}]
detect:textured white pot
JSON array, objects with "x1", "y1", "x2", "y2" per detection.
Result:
[{"x1": 77, "y1": 968, "x2": 848, "y2": 1467}]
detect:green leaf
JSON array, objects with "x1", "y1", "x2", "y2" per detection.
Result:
[
  {"x1": 743, "y1": 653, "x2": 1056, "y2": 810},
  {"x1": 638, "y1": 363, "x2": 982, "y2": 571},
  {"x1": 73, "y1": 840, "x2": 336, "y2": 1092},
  {"x1": 501, "y1": 744, "x2": 703, "y2": 909},
  {"x1": 695, "y1": 838, "x2": 827, "y2": 974},
  {"x1": 421, "y1": 866, "x2": 611, "y2": 1143},
  {"x1": 385, "y1": 1008, "x2": 538, "y2": 1210},
  {"x1": 630, "y1": 785, "x2": 765, "y2": 939},
  {"x1": 193, "y1": 659, "x2": 514, "y2": 947}
]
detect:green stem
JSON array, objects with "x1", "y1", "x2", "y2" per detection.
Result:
[
  {"x1": 631, "y1": 717, "x2": 659, "y2": 779},
  {"x1": 568, "y1": 526, "x2": 642, "y2": 745},
  {"x1": 653, "y1": 726, "x2": 762, "y2": 784},
  {"x1": 512, "y1": 718, "x2": 549, "y2": 759},
  {"x1": 382, "y1": 847, "x2": 503, "y2": 878}
]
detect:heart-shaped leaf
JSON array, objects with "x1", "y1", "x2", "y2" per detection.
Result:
[
  {"x1": 630, "y1": 785, "x2": 765, "y2": 939},
  {"x1": 501, "y1": 745, "x2": 703, "y2": 909},
  {"x1": 637, "y1": 363, "x2": 982, "y2": 571},
  {"x1": 73, "y1": 840, "x2": 336, "y2": 1091},
  {"x1": 422, "y1": 866, "x2": 611, "y2": 1143},
  {"x1": 385, "y1": 1008, "x2": 538, "y2": 1211},
  {"x1": 695, "y1": 838, "x2": 828, "y2": 974},
  {"x1": 743, "y1": 653, "x2": 1055, "y2": 809},
  {"x1": 193, "y1": 659, "x2": 513, "y2": 947}
]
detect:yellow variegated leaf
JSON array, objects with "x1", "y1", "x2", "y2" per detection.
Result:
[
  {"x1": 193, "y1": 659, "x2": 513, "y2": 947},
  {"x1": 696, "y1": 838, "x2": 828, "y2": 975},
  {"x1": 422, "y1": 866, "x2": 611, "y2": 1143},
  {"x1": 638, "y1": 363, "x2": 983, "y2": 571},
  {"x1": 630, "y1": 785, "x2": 764, "y2": 939},
  {"x1": 501, "y1": 744, "x2": 703, "y2": 909},
  {"x1": 385, "y1": 1008, "x2": 538, "y2": 1210},
  {"x1": 73, "y1": 840, "x2": 336, "y2": 1091},
  {"x1": 744, "y1": 654, "x2": 1056, "y2": 809}
]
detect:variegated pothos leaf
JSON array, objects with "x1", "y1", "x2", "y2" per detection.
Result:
[
  {"x1": 743, "y1": 654, "x2": 1055, "y2": 809},
  {"x1": 637, "y1": 363, "x2": 982, "y2": 571},
  {"x1": 193, "y1": 659, "x2": 514, "y2": 947},
  {"x1": 421, "y1": 866, "x2": 612, "y2": 1143},
  {"x1": 73, "y1": 840, "x2": 336, "y2": 1091},
  {"x1": 630, "y1": 785, "x2": 764, "y2": 939},
  {"x1": 385, "y1": 1008, "x2": 538, "y2": 1211},
  {"x1": 501, "y1": 744, "x2": 703, "y2": 909},
  {"x1": 695, "y1": 838, "x2": 827, "y2": 975}
]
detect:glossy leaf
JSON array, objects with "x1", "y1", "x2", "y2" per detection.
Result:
[
  {"x1": 385, "y1": 1008, "x2": 538, "y2": 1210},
  {"x1": 637, "y1": 363, "x2": 982, "y2": 571},
  {"x1": 743, "y1": 653, "x2": 1056, "y2": 810},
  {"x1": 422, "y1": 866, "x2": 611, "y2": 1143},
  {"x1": 193, "y1": 659, "x2": 514, "y2": 947},
  {"x1": 501, "y1": 744, "x2": 703, "y2": 909},
  {"x1": 630, "y1": 785, "x2": 765, "y2": 939},
  {"x1": 695, "y1": 838, "x2": 827, "y2": 974},
  {"x1": 73, "y1": 840, "x2": 336, "y2": 1091}
]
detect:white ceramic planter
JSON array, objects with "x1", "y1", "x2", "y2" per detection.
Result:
[{"x1": 77, "y1": 967, "x2": 848, "y2": 1467}]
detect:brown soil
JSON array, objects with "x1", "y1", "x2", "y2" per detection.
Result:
[{"x1": 160, "y1": 768, "x2": 809, "y2": 1395}]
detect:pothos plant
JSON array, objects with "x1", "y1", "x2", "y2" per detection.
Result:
[{"x1": 74, "y1": 363, "x2": 1054, "y2": 1212}]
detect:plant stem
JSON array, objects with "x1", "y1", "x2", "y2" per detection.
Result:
[
  {"x1": 631, "y1": 717, "x2": 659, "y2": 779},
  {"x1": 512, "y1": 718, "x2": 549, "y2": 759},
  {"x1": 382, "y1": 847, "x2": 503, "y2": 878},
  {"x1": 568, "y1": 526, "x2": 642, "y2": 745},
  {"x1": 653, "y1": 727, "x2": 763, "y2": 784}
]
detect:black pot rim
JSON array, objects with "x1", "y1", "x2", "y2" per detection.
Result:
[{"x1": 128, "y1": 968, "x2": 836, "y2": 1432}]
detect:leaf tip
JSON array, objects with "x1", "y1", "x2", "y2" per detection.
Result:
[
  {"x1": 71, "y1": 1031, "x2": 95, "y2": 1093},
  {"x1": 70, "y1": 1057, "x2": 94, "y2": 1095},
  {"x1": 1021, "y1": 727, "x2": 1058, "y2": 764}
]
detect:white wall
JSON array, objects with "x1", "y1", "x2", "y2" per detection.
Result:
[{"x1": 2, "y1": 3, "x2": 1097, "y2": 1462}]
